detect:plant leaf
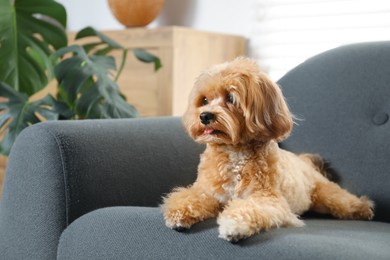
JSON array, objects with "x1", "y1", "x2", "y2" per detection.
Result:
[
  {"x1": 0, "y1": 82, "x2": 58, "y2": 155},
  {"x1": 74, "y1": 27, "x2": 162, "y2": 76},
  {"x1": 52, "y1": 100, "x2": 75, "y2": 120},
  {"x1": 74, "y1": 27, "x2": 127, "y2": 80},
  {"x1": 133, "y1": 48, "x2": 162, "y2": 71},
  {"x1": 53, "y1": 45, "x2": 138, "y2": 119},
  {"x1": 76, "y1": 26, "x2": 123, "y2": 54},
  {"x1": 0, "y1": 0, "x2": 67, "y2": 95}
]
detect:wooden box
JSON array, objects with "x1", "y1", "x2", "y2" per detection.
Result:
[{"x1": 98, "y1": 26, "x2": 247, "y2": 117}]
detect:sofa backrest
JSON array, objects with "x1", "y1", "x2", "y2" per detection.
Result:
[{"x1": 278, "y1": 42, "x2": 390, "y2": 222}]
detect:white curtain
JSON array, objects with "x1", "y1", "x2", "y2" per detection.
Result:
[{"x1": 252, "y1": 0, "x2": 390, "y2": 80}]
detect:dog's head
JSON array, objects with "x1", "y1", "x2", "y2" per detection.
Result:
[{"x1": 183, "y1": 57, "x2": 293, "y2": 145}]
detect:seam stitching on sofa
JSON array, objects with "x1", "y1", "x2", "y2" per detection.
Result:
[{"x1": 39, "y1": 126, "x2": 71, "y2": 227}]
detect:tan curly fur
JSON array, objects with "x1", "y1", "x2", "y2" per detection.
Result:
[{"x1": 162, "y1": 57, "x2": 374, "y2": 242}]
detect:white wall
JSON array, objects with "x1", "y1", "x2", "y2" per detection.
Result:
[
  {"x1": 152, "y1": 0, "x2": 257, "y2": 39},
  {"x1": 56, "y1": 0, "x2": 123, "y2": 31},
  {"x1": 57, "y1": 0, "x2": 257, "y2": 39}
]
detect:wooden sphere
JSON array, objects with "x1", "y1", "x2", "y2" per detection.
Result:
[{"x1": 108, "y1": 0, "x2": 165, "y2": 27}]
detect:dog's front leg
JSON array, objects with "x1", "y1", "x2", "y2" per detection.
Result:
[
  {"x1": 162, "y1": 184, "x2": 220, "y2": 230},
  {"x1": 217, "y1": 194, "x2": 304, "y2": 242}
]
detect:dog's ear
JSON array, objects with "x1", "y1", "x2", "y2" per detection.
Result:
[{"x1": 243, "y1": 72, "x2": 293, "y2": 142}]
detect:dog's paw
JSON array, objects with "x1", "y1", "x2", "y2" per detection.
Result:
[
  {"x1": 163, "y1": 208, "x2": 196, "y2": 231},
  {"x1": 217, "y1": 216, "x2": 252, "y2": 242},
  {"x1": 354, "y1": 196, "x2": 374, "y2": 220}
]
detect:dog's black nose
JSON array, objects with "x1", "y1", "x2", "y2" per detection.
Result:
[{"x1": 200, "y1": 112, "x2": 215, "y2": 125}]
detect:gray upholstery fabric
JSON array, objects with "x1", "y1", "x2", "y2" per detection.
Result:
[
  {"x1": 0, "y1": 117, "x2": 204, "y2": 259},
  {"x1": 278, "y1": 42, "x2": 390, "y2": 222},
  {"x1": 0, "y1": 124, "x2": 67, "y2": 260},
  {"x1": 1, "y1": 42, "x2": 390, "y2": 259},
  {"x1": 57, "y1": 207, "x2": 390, "y2": 260}
]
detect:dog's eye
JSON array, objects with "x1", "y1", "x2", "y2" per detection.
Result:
[
  {"x1": 226, "y1": 93, "x2": 234, "y2": 104},
  {"x1": 201, "y1": 97, "x2": 208, "y2": 106}
]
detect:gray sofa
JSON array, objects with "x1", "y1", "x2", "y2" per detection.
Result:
[{"x1": 1, "y1": 42, "x2": 389, "y2": 259}]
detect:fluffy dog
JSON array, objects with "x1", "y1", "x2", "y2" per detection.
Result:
[{"x1": 162, "y1": 57, "x2": 374, "y2": 242}]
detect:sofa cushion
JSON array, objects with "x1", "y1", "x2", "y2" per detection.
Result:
[{"x1": 57, "y1": 207, "x2": 390, "y2": 260}]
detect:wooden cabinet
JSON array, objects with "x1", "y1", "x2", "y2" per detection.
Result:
[{"x1": 99, "y1": 26, "x2": 247, "y2": 117}]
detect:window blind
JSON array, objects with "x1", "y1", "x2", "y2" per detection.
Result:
[{"x1": 252, "y1": 0, "x2": 390, "y2": 80}]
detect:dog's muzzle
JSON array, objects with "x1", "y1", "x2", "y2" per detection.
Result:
[{"x1": 200, "y1": 112, "x2": 215, "y2": 125}]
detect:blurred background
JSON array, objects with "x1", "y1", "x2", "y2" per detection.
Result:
[{"x1": 58, "y1": 0, "x2": 390, "y2": 80}]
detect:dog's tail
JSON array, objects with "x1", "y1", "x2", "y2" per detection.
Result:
[{"x1": 299, "y1": 153, "x2": 330, "y2": 179}]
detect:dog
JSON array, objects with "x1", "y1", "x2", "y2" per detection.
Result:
[{"x1": 162, "y1": 57, "x2": 374, "y2": 242}]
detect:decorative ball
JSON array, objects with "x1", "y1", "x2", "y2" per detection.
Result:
[{"x1": 108, "y1": 0, "x2": 165, "y2": 27}]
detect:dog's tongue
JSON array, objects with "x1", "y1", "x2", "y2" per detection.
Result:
[{"x1": 204, "y1": 128, "x2": 214, "y2": 134}]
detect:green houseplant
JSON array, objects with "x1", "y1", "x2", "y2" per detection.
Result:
[{"x1": 0, "y1": 0, "x2": 161, "y2": 155}]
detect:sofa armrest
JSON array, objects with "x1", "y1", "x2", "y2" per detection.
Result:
[{"x1": 0, "y1": 117, "x2": 204, "y2": 259}]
